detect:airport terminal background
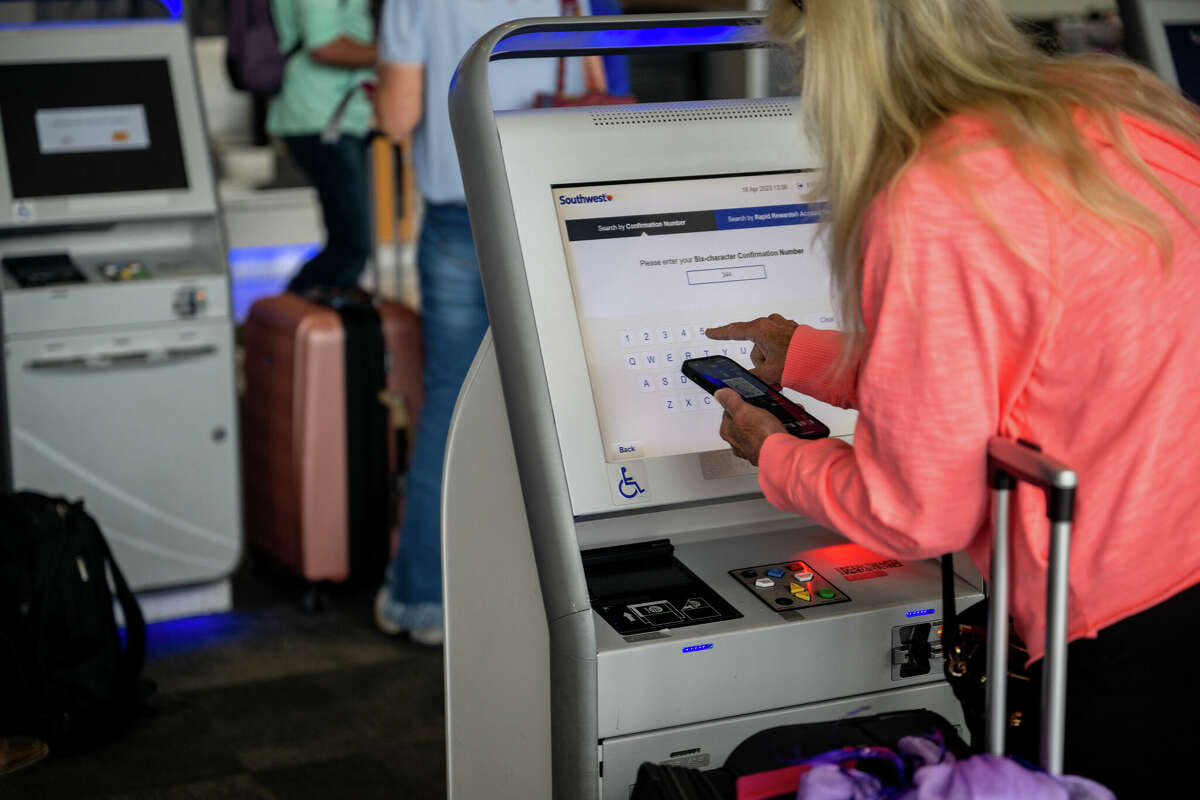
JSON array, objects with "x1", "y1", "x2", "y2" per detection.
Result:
[
  {"x1": 0, "y1": 0, "x2": 1132, "y2": 329},
  {"x1": 0, "y1": 1, "x2": 1180, "y2": 798}
]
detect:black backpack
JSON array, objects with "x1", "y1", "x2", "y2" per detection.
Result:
[
  {"x1": 0, "y1": 492, "x2": 149, "y2": 753},
  {"x1": 224, "y1": 0, "x2": 297, "y2": 95},
  {"x1": 224, "y1": 0, "x2": 349, "y2": 96}
]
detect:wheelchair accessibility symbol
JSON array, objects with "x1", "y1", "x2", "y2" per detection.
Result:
[{"x1": 617, "y1": 466, "x2": 645, "y2": 499}]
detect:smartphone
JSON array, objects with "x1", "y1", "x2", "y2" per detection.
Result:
[{"x1": 682, "y1": 355, "x2": 830, "y2": 440}]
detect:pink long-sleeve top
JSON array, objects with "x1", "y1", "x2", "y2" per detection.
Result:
[{"x1": 759, "y1": 114, "x2": 1200, "y2": 661}]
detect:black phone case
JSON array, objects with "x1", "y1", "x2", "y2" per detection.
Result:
[
  {"x1": 679, "y1": 360, "x2": 724, "y2": 395},
  {"x1": 681, "y1": 356, "x2": 830, "y2": 440}
]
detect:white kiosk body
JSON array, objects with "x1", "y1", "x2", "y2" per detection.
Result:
[
  {"x1": 0, "y1": 19, "x2": 242, "y2": 607},
  {"x1": 445, "y1": 14, "x2": 983, "y2": 799}
]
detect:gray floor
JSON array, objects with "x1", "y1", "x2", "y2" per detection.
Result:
[{"x1": 3, "y1": 567, "x2": 447, "y2": 799}]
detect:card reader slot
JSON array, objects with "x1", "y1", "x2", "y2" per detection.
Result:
[
  {"x1": 25, "y1": 344, "x2": 216, "y2": 372},
  {"x1": 24, "y1": 356, "x2": 90, "y2": 370},
  {"x1": 581, "y1": 538, "x2": 675, "y2": 569},
  {"x1": 107, "y1": 351, "x2": 154, "y2": 366},
  {"x1": 3, "y1": 253, "x2": 86, "y2": 287},
  {"x1": 165, "y1": 344, "x2": 218, "y2": 359}
]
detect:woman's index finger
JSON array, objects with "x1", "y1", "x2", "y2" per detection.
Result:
[{"x1": 706, "y1": 321, "x2": 752, "y2": 341}]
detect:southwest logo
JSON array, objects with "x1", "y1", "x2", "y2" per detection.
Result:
[{"x1": 559, "y1": 193, "x2": 614, "y2": 205}]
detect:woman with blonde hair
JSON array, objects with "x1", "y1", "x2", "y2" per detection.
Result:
[{"x1": 709, "y1": 0, "x2": 1200, "y2": 792}]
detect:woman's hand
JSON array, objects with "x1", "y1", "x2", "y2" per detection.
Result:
[
  {"x1": 716, "y1": 389, "x2": 786, "y2": 466},
  {"x1": 706, "y1": 314, "x2": 799, "y2": 388}
]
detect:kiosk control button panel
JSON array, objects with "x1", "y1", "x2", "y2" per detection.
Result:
[
  {"x1": 731, "y1": 560, "x2": 850, "y2": 613},
  {"x1": 99, "y1": 260, "x2": 152, "y2": 282}
]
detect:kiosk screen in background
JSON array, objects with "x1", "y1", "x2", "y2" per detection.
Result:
[
  {"x1": 0, "y1": 60, "x2": 188, "y2": 199},
  {"x1": 553, "y1": 171, "x2": 839, "y2": 462},
  {"x1": 1165, "y1": 23, "x2": 1200, "y2": 103}
]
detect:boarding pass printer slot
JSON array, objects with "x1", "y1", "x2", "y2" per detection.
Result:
[{"x1": 582, "y1": 539, "x2": 742, "y2": 639}]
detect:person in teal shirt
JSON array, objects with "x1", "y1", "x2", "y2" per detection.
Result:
[{"x1": 268, "y1": 0, "x2": 377, "y2": 292}]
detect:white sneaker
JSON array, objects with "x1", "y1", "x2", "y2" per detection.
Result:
[
  {"x1": 374, "y1": 586, "x2": 404, "y2": 636},
  {"x1": 375, "y1": 586, "x2": 445, "y2": 645},
  {"x1": 408, "y1": 626, "x2": 445, "y2": 647}
]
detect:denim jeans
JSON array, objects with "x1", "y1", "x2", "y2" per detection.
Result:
[
  {"x1": 283, "y1": 134, "x2": 371, "y2": 292},
  {"x1": 385, "y1": 203, "x2": 488, "y2": 629}
]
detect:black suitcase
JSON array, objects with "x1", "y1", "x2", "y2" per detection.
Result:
[{"x1": 333, "y1": 298, "x2": 393, "y2": 582}]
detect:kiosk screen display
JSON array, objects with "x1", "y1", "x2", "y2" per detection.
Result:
[
  {"x1": 0, "y1": 60, "x2": 188, "y2": 199},
  {"x1": 554, "y1": 171, "x2": 838, "y2": 463},
  {"x1": 1165, "y1": 22, "x2": 1200, "y2": 102}
]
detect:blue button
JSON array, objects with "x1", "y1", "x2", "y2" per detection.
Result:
[{"x1": 766, "y1": 567, "x2": 785, "y2": 579}]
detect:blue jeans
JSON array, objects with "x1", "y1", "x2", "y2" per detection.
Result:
[
  {"x1": 283, "y1": 134, "x2": 371, "y2": 292},
  {"x1": 385, "y1": 203, "x2": 488, "y2": 629}
]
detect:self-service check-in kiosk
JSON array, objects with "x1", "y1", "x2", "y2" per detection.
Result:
[
  {"x1": 0, "y1": 19, "x2": 242, "y2": 612},
  {"x1": 444, "y1": 14, "x2": 984, "y2": 799}
]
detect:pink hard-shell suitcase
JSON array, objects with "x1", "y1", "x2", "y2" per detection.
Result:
[{"x1": 240, "y1": 292, "x2": 422, "y2": 599}]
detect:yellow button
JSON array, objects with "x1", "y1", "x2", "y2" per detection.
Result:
[{"x1": 789, "y1": 583, "x2": 811, "y2": 602}]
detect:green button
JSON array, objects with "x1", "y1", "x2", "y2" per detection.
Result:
[{"x1": 818, "y1": 588, "x2": 836, "y2": 599}]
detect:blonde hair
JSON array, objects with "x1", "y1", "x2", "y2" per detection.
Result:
[{"x1": 768, "y1": 0, "x2": 1200, "y2": 353}]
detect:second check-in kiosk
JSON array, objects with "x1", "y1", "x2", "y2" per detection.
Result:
[
  {"x1": 444, "y1": 14, "x2": 984, "y2": 799},
  {"x1": 0, "y1": 19, "x2": 242, "y2": 611}
]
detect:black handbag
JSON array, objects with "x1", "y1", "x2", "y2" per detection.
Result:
[{"x1": 940, "y1": 554, "x2": 1038, "y2": 755}]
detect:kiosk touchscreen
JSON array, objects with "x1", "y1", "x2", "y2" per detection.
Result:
[
  {"x1": 0, "y1": 21, "x2": 216, "y2": 229},
  {"x1": 553, "y1": 171, "x2": 843, "y2": 461},
  {"x1": 0, "y1": 60, "x2": 188, "y2": 205},
  {"x1": 474, "y1": 101, "x2": 859, "y2": 516}
]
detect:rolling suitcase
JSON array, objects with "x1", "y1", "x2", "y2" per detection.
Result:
[
  {"x1": 240, "y1": 292, "x2": 422, "y2": 599},
  {"x1": 631, "y1": 437, "x2": 1091, "y2": 799},
  {"x1": 972, "y1": 436, "x2": 1076, "y2": 772}
]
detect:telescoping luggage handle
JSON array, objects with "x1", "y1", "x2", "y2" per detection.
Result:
[{"x1": 986, "y1": 437, "x2": 1078, "y2": 775}]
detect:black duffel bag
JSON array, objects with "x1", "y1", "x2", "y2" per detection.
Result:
[
  {"x1": 0, "y1": 492, "x2": 151, "y2": 753},
  {"x1": 632, "y1": 709, "x2": 969, "y2": 800}
]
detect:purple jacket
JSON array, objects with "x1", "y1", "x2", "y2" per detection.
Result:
[{"x1": 793, "y1": 736, "x2": 1115, "y2": 800}]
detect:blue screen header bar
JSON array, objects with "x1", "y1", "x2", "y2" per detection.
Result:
[
  {"x1": 493, "y1": 23, "x2": 763, "y2": 59},
  {"x1": 564, "y1": 203, "x2": 823, "y2": 242},
  {"x1": 715, "y1": 204, "x2": 823, "y2": 230}
]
